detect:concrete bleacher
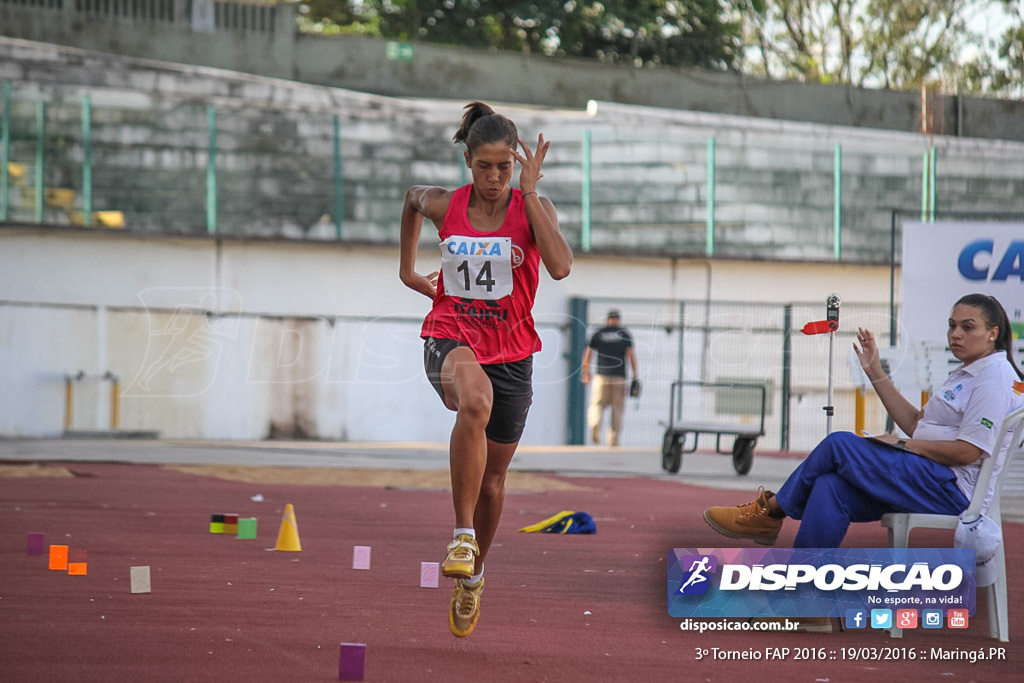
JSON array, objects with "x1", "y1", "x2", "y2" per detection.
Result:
[{"x1": 2, "y1": 37, "x2": 1024, "y2": 261}]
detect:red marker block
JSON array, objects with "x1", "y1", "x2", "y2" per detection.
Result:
[
  {"x1": 68, "y1": 549, "x2": 88, "y2": 576},
  {"x1": 338, "y1": 643, "x2": 366, "y2": 681},
  {"x1": 27, "y1": 532, "x2": 45, "y2": 556},
  {"x1": 223, "y1": 513, "x2": 239, "y2": 535},
  {"x1": 49, "y1": 545, "x2": 68, "y2": 571}
]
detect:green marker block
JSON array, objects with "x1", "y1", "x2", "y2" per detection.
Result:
[{"x1": 236, "y1": 517, "x2": 257, "y2": 539}]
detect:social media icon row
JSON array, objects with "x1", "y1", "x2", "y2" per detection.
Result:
[{"x1": 844, "y1": 608, "x2": 969, "y2": 630}]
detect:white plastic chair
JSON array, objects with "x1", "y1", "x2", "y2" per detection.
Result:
[{"x1": 881, "y1": 405, "x2": 1024, "y2": 642}]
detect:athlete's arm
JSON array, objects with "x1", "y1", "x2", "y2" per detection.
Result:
[
  {"x1": 399, "y1": 185, "x2": 450, "y2": 298},
  {"x1": 581, "y1": 346, "x2": 593, "y2": 384},
  {"x1": 626, "y1": 346, "x2": 638, "y2": 379},
  {"x1": 514, "y1": 135, "x2": 572, "y2": 280}
]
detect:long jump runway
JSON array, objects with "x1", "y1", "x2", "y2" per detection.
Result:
[{"x1": 1, "y1": 441, "x2": 1020, "y2": 682}]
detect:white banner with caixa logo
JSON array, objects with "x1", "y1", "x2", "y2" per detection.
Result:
[{"x1": 901, "y1": 222, "x2": 1023, "y2": 357}]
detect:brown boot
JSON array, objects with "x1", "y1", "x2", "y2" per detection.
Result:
[{"x1": 703, "y1": 487, "x2": 783, "y2": 546}]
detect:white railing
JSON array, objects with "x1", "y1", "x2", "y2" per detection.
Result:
[{"x1": 0, "y1": 0, "x2": 281, "y2": 34}]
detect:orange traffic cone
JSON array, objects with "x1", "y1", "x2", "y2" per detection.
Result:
[{"x1": 274, "y1": 503, "x2": 302, "y2": 551}]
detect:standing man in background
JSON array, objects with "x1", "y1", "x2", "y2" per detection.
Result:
[{"x1": 581, "y1": 309, "x2": 639, "y2": 446}]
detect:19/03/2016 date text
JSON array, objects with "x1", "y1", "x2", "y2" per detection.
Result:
[{"x1": 695, "y1": 647, "x2": 1008, "y2": 661}]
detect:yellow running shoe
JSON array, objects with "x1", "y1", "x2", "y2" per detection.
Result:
[
  {"x1": 442, "y1": 534, "x2": 479, "y2": 579},
  {"x1": 449, "y1": 578, "x2": 484, "y2": 638}
]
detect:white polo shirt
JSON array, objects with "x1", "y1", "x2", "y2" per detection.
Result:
[{"x1": 913, "y1": 351, "x2": 1024, "y2": 503}]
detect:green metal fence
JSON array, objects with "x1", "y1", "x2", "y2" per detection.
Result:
[
  {"x1": 573, "y1": 297, "x2": 898, "y2": 452},
  {"x1": 3, "y1": 81, "x2": 1024, "y2": 262}
]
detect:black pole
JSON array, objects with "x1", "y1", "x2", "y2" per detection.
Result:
[
  {"x1": 886, "y1": 210, "x2": 898, "y2": 433},
  {"x1": 889, "y1": 209, "x2": 897, "y2": 344},
  {"x1": 566, "y1": 297, "x2": 589, "y2": 445},
  {"x1": 781, "y1": 303, "x2": 792, "y2": 451}
]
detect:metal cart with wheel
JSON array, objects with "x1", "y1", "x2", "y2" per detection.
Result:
[{"x1": 660, "y1": 380, "x2": 767, "y2": 475}]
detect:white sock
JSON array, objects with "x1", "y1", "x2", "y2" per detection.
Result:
[
  {"x1": 454, "y1": 527, "x2": 476, "y2": 540},
  {"x1": 464, "y1": 566, "x2": 484, "y2": 587}
]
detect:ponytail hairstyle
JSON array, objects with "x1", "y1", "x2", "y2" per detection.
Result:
[
  {"x1": 452, "y1": 101, "x2": 518, "y2": 157},
  {"x1": 955, "y1": 293, "x2": 1024, "y2": 380}
]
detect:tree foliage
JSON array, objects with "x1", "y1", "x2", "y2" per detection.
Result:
[
  {"x1": 736, "y1": 0, "x2": 1022, "y2": 95},
  {"x1": 294, "y1": 0, "x2": 744, "y2": 70},
  {"x1": 989, "y1": 0, "x2": 1024, "y2": 93},
  {"x1": 291, "y1": 0, "x2": 1024, "y2": 95}
]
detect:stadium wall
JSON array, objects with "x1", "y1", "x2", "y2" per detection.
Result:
[
  {"x1": 1, "y1": 1, "x2": 1023, "y2": 143},
  {"x1": 0, "y1": 227, "x2": 892, "y2": 446}
]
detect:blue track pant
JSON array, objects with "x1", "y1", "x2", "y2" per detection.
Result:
[{"x1": 773, "y1": 431, "x2": 969, "y2": 547}]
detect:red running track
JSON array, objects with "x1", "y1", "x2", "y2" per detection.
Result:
[{"x1": 1, "y1": 461, "x2": 1021, "y2": 682}]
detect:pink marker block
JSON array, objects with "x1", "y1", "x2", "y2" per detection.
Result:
[
  {"x1": 338, "y1": 642, "x2": 366, "y2": 681},
  {"x1": 27, "y1": 532, "x2": 45, "y2": 556},
  {"x1": 419, "y1": 561, "x2": 439, "y2": 588},
  {"x1": 352, "y1": 546, "x2": 371, "y2": 570},
  {"x1": 130, "y1": 566, "x2": 151, "y2": 594}
]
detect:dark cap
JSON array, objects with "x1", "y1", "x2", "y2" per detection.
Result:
[{"x1": 606, "y1": 309, "x2": 621, "y2": 319}]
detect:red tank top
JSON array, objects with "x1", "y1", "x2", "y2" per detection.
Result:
[{"x1": 421, "y1": 185, "x2": 541, "y2": 365}]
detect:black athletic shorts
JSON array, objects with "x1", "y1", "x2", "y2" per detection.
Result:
[{"x1": 423, "y1": 337, "x2": 533, "y2": 444}]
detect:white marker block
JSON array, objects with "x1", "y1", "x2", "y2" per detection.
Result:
[
  {"x1": 352, "y1": 545, "x2": 371, "y2": 570},
  {"x1": 130, "y1": 566, "x2": 151, "y2": 594},
  {"x1": 419, "y1": 561, "x2": 439, "y2": 588}
]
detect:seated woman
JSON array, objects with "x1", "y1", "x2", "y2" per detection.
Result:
[{"x1": 704, "y1": 293, "x2": 1024, "y2": 548}]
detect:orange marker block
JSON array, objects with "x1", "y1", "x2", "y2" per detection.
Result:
[
  {"x1": 67, "y1": 549, "x2": 88, "y2": 576},
  {"x1": 49, "y1": 545, "x2": 68, "y2": 571}
]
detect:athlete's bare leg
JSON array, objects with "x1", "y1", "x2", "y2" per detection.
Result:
[
  {"x1": 473, "y1": 439, "x2": 518, "y2": 571},
  {"x1": 440, "y1": 346, "x2": 493, "y2": 529}
]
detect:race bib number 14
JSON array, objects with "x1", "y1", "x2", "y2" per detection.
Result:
[{"x1": 439, "y1": 235, "x2": 514, "y2": 300}]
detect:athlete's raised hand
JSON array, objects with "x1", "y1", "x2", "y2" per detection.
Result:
[{"x1": 513, "y1": 134, "x2": 549, "y2": 193}]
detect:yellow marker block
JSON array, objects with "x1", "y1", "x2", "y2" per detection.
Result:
[
  {"x1": 95, "y1": 210, "x2": 125, "y2": 228},
  {"x1": 70, "y1": 210, "x2": 126, "y2": 228},
  {"x1": 44, "y1": 187, "x2": 76, "y2": 210},
  {"x1": 7, "y1": 161, "x2": 28, "y2": 180}
]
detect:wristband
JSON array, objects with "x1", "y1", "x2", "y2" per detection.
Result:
[{"x1": 522, "y1": 191, "x2": 537, "y2": 197}]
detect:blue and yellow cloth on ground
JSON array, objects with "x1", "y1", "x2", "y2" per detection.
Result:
[{"x1": 518, "y1": 510, "x2": 596, "y2": 534}]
